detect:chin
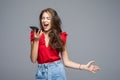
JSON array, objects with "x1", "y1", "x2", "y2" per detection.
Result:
[
  {"x1": 44, "y1": 29, "x2": 50, "y2": 32},
  {"x1": 44, "y1": 29, "x2": 48, "y2": 31}
]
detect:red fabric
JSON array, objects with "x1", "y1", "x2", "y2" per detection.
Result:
[
  {"x1": 30, "y1": 31, "x2": 67, "y2": 64},
  {"x1": 30, "y1": 31, "x2": 34, "y2": 41}
]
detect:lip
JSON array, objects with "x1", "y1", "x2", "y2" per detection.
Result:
[
  {"x1": 43, "y1": 25, "x2": 48, "y2": 29},
  {"x1": 44, "y1": 23, "x2": 48, "y2": 26}
]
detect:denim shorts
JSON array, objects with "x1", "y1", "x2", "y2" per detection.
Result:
[{"x1": 36, "y1": 60, "x2": 67, "y2": 80}]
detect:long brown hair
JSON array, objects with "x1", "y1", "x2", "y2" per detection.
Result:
[{"x1": 39, "y1": 8, "x2": 64, "y2": 51}]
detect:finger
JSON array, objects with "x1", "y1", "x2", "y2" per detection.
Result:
[
  {"x1": 91, "y1": 70, "x2": 96, "y2": 74},
  {"x1": 92, "y1": 66, "x2": 100, "y2": 73},
  {"x1": 88, "y1": 67, "x2": 96, "y2": 73},
  {"x1": 39, "y1": 29, "x2": 43, "y2": 36},
  {"x1": 39, "y1": 29, "x2": 42, "y2": 33},
  {"x1": 36, "y1": 30, "x2": 40, "y2": 34},
  {"x1": 33, "y1": 29, "x2": 36, "y2": 34},
  {"x1": 90, "y1": 66, "x2": 96, "y2": 73},
  {"x1": 38, "y1": 29, "x2": 40, "y2": 32},
  {"x1": 87, "y1": 61, "x2": 95, "y2": 67},
  {"x1": 94, "y1": 66, "x2": 100, "y2": 71},
  {"x1": 34, "y1": 31, "x2": 37, "y2": 38},
  {"x1": 40, "y1": 29, "x2": 43, "y2": 33},
  {"x1": 36, "y1": 29, "x2": 41, "y2": 35}
]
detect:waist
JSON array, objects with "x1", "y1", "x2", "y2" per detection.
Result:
[
  {"x1": 37, "y1": 58, "x2": 61, "y2": 64},
  {"x1": 38, "y1": 60, "x2": 62, "y2": 67}
]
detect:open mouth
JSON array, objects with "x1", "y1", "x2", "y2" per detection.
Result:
[
  {"x1": 44, "y1": 23, "x2": 49, "y2": 26},
  {"x1": 43, "y1": 23, "x2": 49, "y2": 29}
]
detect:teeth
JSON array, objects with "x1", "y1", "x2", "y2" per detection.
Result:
[{"x1": 44, "y1": 24, "x2": 48, "y2": 26}]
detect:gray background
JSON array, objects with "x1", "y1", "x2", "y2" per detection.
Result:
[{"x1": 0, "y1": 0, "x2": 120, "y2": 80}]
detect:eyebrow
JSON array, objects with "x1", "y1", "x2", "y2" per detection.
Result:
[{"x1": 42, "y1": 16, "x2": 51, "y2": 19}]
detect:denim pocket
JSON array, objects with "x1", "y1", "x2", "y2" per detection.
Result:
[{"x1": 36, "y1": 67, "x2": 47, "y2": 79}]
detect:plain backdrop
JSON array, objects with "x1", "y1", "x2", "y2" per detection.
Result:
[{"x1": 0, "y1": 0, "x2": 120, "y2": 80}]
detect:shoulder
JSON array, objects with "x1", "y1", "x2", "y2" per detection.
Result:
[
  {"x1": 60, "y1": 32, "x2": 68, "y2": 43},
  {"x1": 60, "y1": 32, "x2": 68, "y2": 36}
]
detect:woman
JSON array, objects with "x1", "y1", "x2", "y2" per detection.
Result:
[{"x1": 30, "y1": 8, "x2": 100, "y2": 80}]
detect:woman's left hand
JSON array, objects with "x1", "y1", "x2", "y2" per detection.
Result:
[{"x1": 84, "y1": 61, "x2": 100, "y2": 73}]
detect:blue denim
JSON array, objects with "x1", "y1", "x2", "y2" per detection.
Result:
[{"x1": 36, "y1": 60, "x2": 67, "y2": 80}]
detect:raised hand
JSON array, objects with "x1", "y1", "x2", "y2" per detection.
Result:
[{"x1": 34, "y1": 29, "x2": 43, "y2": 41}]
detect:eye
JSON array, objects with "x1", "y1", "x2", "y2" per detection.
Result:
[
  {"x1": 42, "y1": 17, "x2": 45, "y2": 20},
  {"x1": 47, "y1": 17, "x2": 51, "y2": 20}
]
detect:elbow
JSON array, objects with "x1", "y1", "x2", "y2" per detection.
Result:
[
  {"x1": 31, "y1": 59, "x2": 37, "y2": 63},
  {"x1": 30, "y1": 56, "x2": 37, "y2": 63},
  {"x1": 63, "y1": 62, "x2": 70, "y2": 68},
  {"x1": 63, "y1": 61, "x2": 69, "y2": 67},
  {"x1": 62, "y1": 58, "x2": 71, "y2": 68},
  {"x1": 64, "y1": 63, "x2": 68, "y2": 67}
]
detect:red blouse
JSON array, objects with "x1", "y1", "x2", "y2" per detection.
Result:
[{"x1": 30, "y1": 31, "x2": 67, "y2": 64}]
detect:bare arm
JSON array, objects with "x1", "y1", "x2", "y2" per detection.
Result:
[
  {"x1": 30, "y1": 40, "x2": 39, "y2": 63},
  {"x1": 61, "y1": 44, "x2": 80, "y2": 69},
  {"x1": 61, "y1": 44, "x2": 100, "y2": 73},
  {"x1": 30, "y1": 30, "x2": 42, "y2": 63}
]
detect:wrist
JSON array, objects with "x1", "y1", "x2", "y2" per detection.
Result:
[
  {"x1": 33, "y1": 40, "x2": 39, "y2": 43},
  {"x1": 79, "y1": 64, "x2": 87, "y2": 70},
  {"x1": 34, "y1": 38, "x2": 39, "y2": 42},
  {"x1": 79, "y1": 64, "x2": 84, "y2": 70}
]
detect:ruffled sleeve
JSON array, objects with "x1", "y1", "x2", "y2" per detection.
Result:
[
  {"x1": 60, "y1": 32, "x2": 68, "y2": 43},
  {"x1": 30, "y1": 30, "x2": 34, "y2": 41}
]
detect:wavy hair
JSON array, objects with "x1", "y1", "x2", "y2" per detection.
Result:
[{"x1": 39, "y1": 8, "x2": 64, "y2": 51}]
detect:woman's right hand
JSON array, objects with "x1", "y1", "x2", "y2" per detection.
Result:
[
  {"x1": 34, "y1": 29, "x2": 43, "y2": 41},
  {"x1": 30, "y1": 29, "x2": 42, "y2": 63}
]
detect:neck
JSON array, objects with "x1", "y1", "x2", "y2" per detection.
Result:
[{"x1": 44, "y1": 29, "x2": 52, "y2": 35}]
